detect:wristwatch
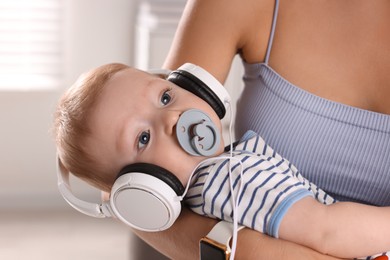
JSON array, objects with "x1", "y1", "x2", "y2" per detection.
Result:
[{"x1": 199, "y1": 221, "x2": 245, "y2": 260}]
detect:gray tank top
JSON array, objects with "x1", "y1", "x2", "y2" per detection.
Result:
[{"x1": 235, "y1": 0, "x2": 390, "y2": 206}]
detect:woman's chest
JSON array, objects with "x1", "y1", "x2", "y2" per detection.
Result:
[{"x1": 268, "y1": 0, "x2": 390, "y2": 115}]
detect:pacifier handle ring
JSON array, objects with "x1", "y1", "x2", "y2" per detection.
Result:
[{"x1": 191, "y1": 121, "x2": 220, "y2": 156}]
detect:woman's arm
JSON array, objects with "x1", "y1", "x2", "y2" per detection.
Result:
[
  {"x1": 133, "y1": 207, "x2": 343, "y2": 260},
  {"x1": 280, "y1": 197, "x2": 390, "y2": 258},
  {"x1": 163, "y1": 0, "x2": 274, "y2": 83}
]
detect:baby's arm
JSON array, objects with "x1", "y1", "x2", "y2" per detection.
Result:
[{"x1": 279, "y1": 196, "x2": 390, "y2": 258}]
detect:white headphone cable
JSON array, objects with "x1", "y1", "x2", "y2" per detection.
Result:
[
  {"x1": 226, "y1": 102, "x2": 243, "y2": 260},
  {"x1": 178, "y1": 100, "x2": 244, "y2": 260}
]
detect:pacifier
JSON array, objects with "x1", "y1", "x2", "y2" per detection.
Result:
[{"x1": 176, "y1": 109, "x2": 221, "y2": 156}]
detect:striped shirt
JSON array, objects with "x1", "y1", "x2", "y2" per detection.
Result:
[
  {"x1": 185, "y1": 130, "x2": 389, "y2": 259},
  {"x1": 185, "y1": 130, "x2": 336, "y2": 238}
]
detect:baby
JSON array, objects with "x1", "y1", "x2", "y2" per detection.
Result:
[{"x1": 54, "y1": 63, "x2": 390, "y2": 259}]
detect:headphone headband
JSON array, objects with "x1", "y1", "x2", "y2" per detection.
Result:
[{"x1": 56, "y1": 156, "x2": 112, "y2": 218}]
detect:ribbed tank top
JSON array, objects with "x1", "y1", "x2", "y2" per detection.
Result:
[{"x1": 235, "y1": 0, "x2": 390, "y2": 206}]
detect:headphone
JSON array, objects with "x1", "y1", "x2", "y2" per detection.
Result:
[{"x1": 57, "y1": 63, "x2": 231, "y2": 232}]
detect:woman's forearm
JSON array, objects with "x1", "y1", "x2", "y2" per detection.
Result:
[
  {"x1": 133, "y1": 207, "x2": 343, "y2": 260},
  {"x1": 234, "y1": 226, "x2": 343, "y2": 260},
  {"x1": 281, "y1": 197, "x2": 390, "y2": 258},
  {"x1": 320, "y1": 202, "x2": 390, "y2": 258}
]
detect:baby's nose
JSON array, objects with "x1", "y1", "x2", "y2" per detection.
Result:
[{"x1": 162, "y1": 110, "x2": 180, "y2": 135}]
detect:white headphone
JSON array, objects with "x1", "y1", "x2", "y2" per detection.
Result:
[{"x1": 57, "y1": 63, "x2": 231, "y2": 232}]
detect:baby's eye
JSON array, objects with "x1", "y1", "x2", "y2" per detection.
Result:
[
  {"x1": 160, "y1": 90, "x2": 172, "y2": 105},
  {"x1": 138, "y1": 130, "x2": 150, "y2": 149}
]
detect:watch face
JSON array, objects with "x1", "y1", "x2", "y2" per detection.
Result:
[{"x1": 200, "y1": 239, "x2": 229, "y2": 260}]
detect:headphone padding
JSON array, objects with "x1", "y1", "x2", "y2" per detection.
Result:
[
  {"x1": 167, "y1": 70, "x2": 226, "y2": 119},
  {"x1": 117, "y1": 163, "x2": 185, "y2": 196}
]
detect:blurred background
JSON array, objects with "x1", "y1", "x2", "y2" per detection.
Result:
[{"x1": 0, "y1": 0, "x2": 243, "y2": 259}]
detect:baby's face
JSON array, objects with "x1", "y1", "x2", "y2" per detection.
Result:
[{"x1": 87, "y1": 68, "x2": 225, "y2": 187}]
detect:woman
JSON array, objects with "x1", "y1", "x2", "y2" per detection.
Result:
[{"x1": 133, "y1": 0, "x2": 390, "y2": 258}]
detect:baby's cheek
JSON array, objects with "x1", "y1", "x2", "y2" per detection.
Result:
[{"x1": 162, "y1": 152, "x2": 200, "y2": 184}]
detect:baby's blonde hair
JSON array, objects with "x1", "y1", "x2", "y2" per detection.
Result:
[{"x1": 53, "y1": 63, "x2": 129, "y2": 191}]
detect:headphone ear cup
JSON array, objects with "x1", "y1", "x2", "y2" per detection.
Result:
[
  {"x1": 118, "y1": 163, "x2": 185, "y2": 195},
  {"x1": 110, "y1": 163, "x2": 184, "y2": 231},
  {"x1": 167, "y1": 67, "x2": 227, "y2": 119}
]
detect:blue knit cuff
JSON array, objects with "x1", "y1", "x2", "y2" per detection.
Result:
[{"x1": 267, "y1": 189, "x2": 313, "y2": 238}]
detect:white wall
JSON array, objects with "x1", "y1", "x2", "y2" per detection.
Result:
[
  {"x1": 63, "y1": 0, "x2": 137, "y2": 88},
  {"x1": 0, "y1": 0, "x2": 138, "y2": 210},
  {"x1": 0, "y1": 0, "x2": 243, "y2": 211}
]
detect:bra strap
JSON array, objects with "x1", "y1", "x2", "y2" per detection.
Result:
[{"x1": 264, "y1": 0, "x2": 280, "y2": 64}]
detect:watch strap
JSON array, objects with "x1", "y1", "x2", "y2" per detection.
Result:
[{"x1": 206, "y1": 221, "x2": 245, "y2": 251}]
